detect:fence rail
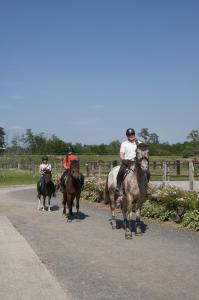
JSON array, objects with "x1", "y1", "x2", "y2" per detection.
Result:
[{"x1": 1, "y1": 160, "x2": 199, "y2": 178}]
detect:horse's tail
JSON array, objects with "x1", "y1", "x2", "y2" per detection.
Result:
[{"x1": 104, "y1": 174, "x2": 110, "y2": 204}]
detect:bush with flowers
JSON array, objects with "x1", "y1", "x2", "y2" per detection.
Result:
[
  {"x1": 141, "y1": 183, "x2": 199, "y2": 230},
  {"x1": 81, "y1": 177, "x2": 105, "y2": 203}
]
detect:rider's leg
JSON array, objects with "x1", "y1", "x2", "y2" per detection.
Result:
[
  {"x1": 60, "y1": 169, "x2": 70, "y2": 189},
  {"x1": 115, "y1": 163, "x2": 126, "y2": 196}
]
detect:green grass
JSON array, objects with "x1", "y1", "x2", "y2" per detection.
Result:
[{"x1": 0, "y1": 169, "x2": 39, "y2": 185}]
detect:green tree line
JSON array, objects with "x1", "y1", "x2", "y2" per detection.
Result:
[{"x1": 1, "y1": 127, "x2": 199, "y2": 157}]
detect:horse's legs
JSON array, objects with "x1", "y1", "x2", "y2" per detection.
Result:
[
  {"x1": 135, "y1": 194, "x2": 142, "y2": 236},
  {"x1": 42, "y1": 196, "x2": 46, "y2": 211},
  {"x1": 64, "y1": 194, "x2": 73, "y2": 222},
  {"x1": 48, "y1": 196, "x2": 51, "y2": 212},
  {"x1": 109, "y1": 191, "x2": 116, "y2": 229},
  {"x1": 123, "y1": 193, "x2": 133, "y2": 239},
  {"x1": 75, "y1": 194, "x2": 80, "y2": 219},
  {"x1": 62, "y1": 193, "x2": 66, "y2": 215}
]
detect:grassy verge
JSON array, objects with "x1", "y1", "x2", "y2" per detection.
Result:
[{"x1": 0, "y1": 169, "x2": 39, "y2": 185}]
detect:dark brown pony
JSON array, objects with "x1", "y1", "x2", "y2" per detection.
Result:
[
  {"x1": 37, "y1": 170, "x2": 54, "y2": 212},
  {"x1": 106, "y1": 143, "x2": 149, "y2": 239},
  {"x1": 62, "y1": 160, "x2": 82, "y2": 221}
]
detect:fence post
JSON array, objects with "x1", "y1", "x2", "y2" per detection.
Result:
[
  {"x1": 162, "y1": 162, "x2": 167, "y2": 184},
  {"x1": 176, "y1": 160, "x2": 181, "y2": 175},
  {"x1": 85, "y1": 163, "x2": 89, "y2": 177},
  {"x1": 189, "y1": 160, "x2": 194, "y2": 191},
  {"x1": 167, "y1": 163, "x2": 170, "y2": 181},
  {"x1": 32, "y1": 163, "x2": 35, "y2": 176},
  {"x1": 98, "y1": 163, "x2": 101, "y2": 177}
]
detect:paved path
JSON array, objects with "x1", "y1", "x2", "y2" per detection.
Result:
[
  {"x1": 0, "y1": 186, "x2": 199, "y2": 300},
  {"x1": 0, "y1": 216, "x2": 68, "y2": 300}
]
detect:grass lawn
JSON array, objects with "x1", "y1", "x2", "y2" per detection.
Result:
[{"x1": 0, "y1": 169, "x2": 39, "y2": 185}]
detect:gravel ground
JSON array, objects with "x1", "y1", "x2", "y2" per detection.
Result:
[{"x1": 0, "y1": 186, "x2": 199, "y2": 300}]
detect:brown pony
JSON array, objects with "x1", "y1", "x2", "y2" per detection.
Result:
[
  {"x1": 37, "y1": 170, "x2": 55, "y2": 212},
  {"x1": 62, "y1": 160, "x2": 82, "y2": 221},
  {"x1": 106, "y1": 143, "x2": 149, "y2": 239}
]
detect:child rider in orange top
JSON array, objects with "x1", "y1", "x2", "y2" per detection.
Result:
[{"x1": 60, "y1": 146, "x2": 84, "y2": 190}]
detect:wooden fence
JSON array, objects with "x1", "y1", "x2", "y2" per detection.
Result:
[{"x1": 0, "y1": 160, "x2": 199, "y2": 190}]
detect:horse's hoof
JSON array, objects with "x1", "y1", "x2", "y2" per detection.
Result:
[
  {"x1": 135, "y1": 232, "x2": 142, "y2": 236},
  {"x1": 111, "y1": 220, "x2": 116, "y2": 229},
  {"x1": 125, "y1": 234, "x2": 132, "y2": 240},
  {"x1": 125, "y1": 232, "x2": 132, "y2": 239}
]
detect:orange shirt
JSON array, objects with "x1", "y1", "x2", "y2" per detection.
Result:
[{"x1": 63, "y1": 154, "x2": 79, "y2": 169}]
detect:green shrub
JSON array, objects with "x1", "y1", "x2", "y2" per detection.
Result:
[
  {"x1": 81, "y1": 177, "x2": 105, "y2": 202},
  {"x1": 182, "y1": 210, "x2": 199, "y2": 231},
  {"x1": 141, "y1": 200, "x2": 175, "y2": 221}
]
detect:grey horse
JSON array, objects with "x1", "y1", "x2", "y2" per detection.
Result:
[{"x1": 106, "y1": 143, "x2": 149, "y2": 239}]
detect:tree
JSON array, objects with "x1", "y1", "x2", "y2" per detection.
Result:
[
  {"x1": 187, "y1": 130, "x2": 199, "y2": 143},
  {"x1": 138, "y1": 128, "x2": 150, "y2": 143},
  {"x1": 0, "y1": 127, "x2": 6, "y2": 148},
  {"x1": 148, "y1": 133, "x2": 159, "y2": 144},
  {"x1": 21, "y1": 129, "x2": 35, "y2": 153}
]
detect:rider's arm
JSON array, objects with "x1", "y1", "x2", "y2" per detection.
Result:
[
  {"x1": 39, "y1": 165, "x2": 44, "y2": 175},
  {"x1": 63, "y1": 156, "x2": 70, "y2": 169},
  {"x1": 119, "y1": 142, "x2": 126, "y2": 160},
  {"x1": 120, "y1": 152, "x2": 125, "y2": 160}
]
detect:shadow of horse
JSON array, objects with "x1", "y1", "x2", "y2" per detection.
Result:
[
  {"x1": 111, "y1": 218, "x2": 148, "y2": 234},
  {"x1": 49, "y1": 205, "x2": 60, "y2": 212},
  {"x1": 37, "y1": 170, "x2": 55, "y2": 212}
]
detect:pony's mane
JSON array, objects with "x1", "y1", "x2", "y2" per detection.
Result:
[
  {"x1": 71, "y1": 160, "x2": 79, "y2": 169},
  {"x1": 137, "y1": 143, "x2": 149, "y2": 151}
]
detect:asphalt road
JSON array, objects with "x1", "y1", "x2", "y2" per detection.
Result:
[{"x1": 0, "y1": 186, "x2": 199, "y2": 300}]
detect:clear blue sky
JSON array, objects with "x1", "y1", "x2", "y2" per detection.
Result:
[{"x1": 0, "y1": 0, "x2": 198, "y2": 145}]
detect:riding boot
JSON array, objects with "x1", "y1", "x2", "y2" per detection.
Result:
[{"x1": 115, "y1": 164, "x2": 125, "y2": 197}]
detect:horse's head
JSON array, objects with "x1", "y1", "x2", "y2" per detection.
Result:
[
  {"x1": 136, "y1": 143, "x2": 149, "y2": 171},
  {"x1": 70, "y1": 160, "x2": 80, "y2": 179},
  {"x1": 43, "y1": 170, "x2": 52, "y2": 183}
]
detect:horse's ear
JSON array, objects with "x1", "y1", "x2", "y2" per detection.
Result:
[{"x1": 137, "y1": 143, "x2": 149, "y2": 151}]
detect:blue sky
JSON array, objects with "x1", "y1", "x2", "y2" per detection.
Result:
[{"x1": 0, "y1": 0, "x2": 198, "y2": 145}]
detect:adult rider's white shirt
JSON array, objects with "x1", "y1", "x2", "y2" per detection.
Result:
[{"x1": 120, "y1": 140, "x2": 141, "y2": 160}]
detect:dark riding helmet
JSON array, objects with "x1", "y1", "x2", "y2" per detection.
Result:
[
  {"x1": 126, "y1": 128, "x2": 135, "y2": 137},
  {"x1": 66, "y1": 145, "x2": 74, "y2": 154},
  {"x1": 42, "y1": 155, "x2": 48, "y2": 161}
]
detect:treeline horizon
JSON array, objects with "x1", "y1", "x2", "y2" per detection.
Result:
[{"x1": 1, "y1": 127, "x2": 199, "y2": 158}]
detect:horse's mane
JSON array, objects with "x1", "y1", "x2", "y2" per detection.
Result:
[
  {"x1": 70, "y1": 160, "x2": 79, "y2": 169},
  {"x1": 137, "y1": 143, "x2": 149, "y2": 151}
]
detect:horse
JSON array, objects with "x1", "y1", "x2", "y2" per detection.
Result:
[
  {"x1": 37, "y1": 170, "x2": 55, "y2": 212},
  {"x1": 106, "y1": 143, "x2": 149, "y2": 239},
  {"x1": 62, "y1": 160, "x2": 82, "y2": 221}
]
